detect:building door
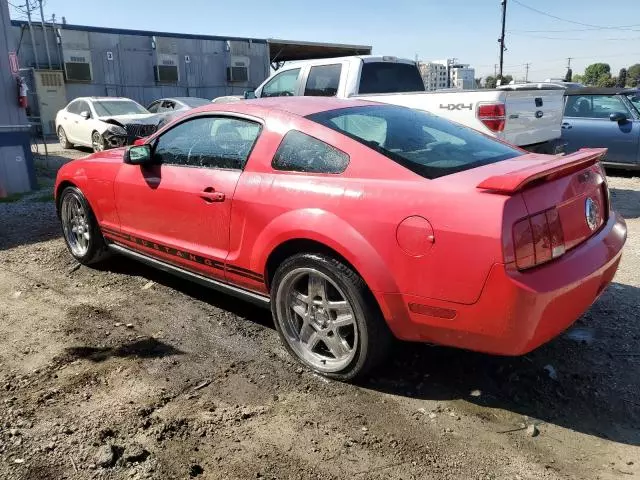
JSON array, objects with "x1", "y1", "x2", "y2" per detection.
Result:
[{"x1": 34, "y1": 70, "x2": 67, "y2": 135}]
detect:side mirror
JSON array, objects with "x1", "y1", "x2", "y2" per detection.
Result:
[
  {"x1": 125, "y1": 145, "x2": 153, "y2": 165},
  {"x1": 609, "y1": 112, "x2": 628, "y2": 123},
  {"x1": 80, "y1": 111, "x2": 90, "y2": 120},
  {"x1": 244, "y1": 90, "x2": 256, "y2": 99}
]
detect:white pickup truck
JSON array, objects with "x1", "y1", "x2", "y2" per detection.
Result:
[{"x1": 249, "y1": 56, "x2": 565, "y2": 153}]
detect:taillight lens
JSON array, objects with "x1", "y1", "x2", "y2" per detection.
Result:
[
  {"x1": 477, "y1": 102, "x2": 506, "y2": 132},
  {"x1": 513, "y1": 207, "x2": 565, "y2": 270}
]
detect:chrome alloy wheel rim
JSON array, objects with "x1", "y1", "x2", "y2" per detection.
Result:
[
  {"x1": 91, "y1": 132, "x2": 104, "y2": 152},
  {"x1": 276, "y1": 268, "x2": 358, "y2": 373},
  {"x1": 58, "y1": 128, "x2": 67, "y2": 146},
  {"x1": 61, "y1": 192, "x2": 90, "y2": 257}
]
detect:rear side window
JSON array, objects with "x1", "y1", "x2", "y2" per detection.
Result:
[
  {"x1": 272, "y1": 130, "x2": 349, "y2": 174},
  {"x1": 304, "y1": 64, "x2": 342, "y2": 96},
  {"x1": 358, "y1": 62, "x2": 425, "y2": 94},
  {"x1": 308, "y1": 105, "x2": 522, "y2": 179},
  {"x1": 66, "y1": 101, "x2": 80, "y2": 114}
]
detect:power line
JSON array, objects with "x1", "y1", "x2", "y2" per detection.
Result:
[
  {"x1": 509, "y1": 32, "x2": 640, "y2": 41},
  {"x1": 511, "y1": 0, "x2": 640, "y2": 30},
  {"x1": 510, "y1": 26, "x2": 640, "y2": 33}
]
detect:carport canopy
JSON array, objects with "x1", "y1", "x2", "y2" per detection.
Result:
[{"x1": 268, "y1": 39, "x2": 372, "y2": 65}]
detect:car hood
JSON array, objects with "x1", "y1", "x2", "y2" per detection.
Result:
[{"x1": 98, "y1": 113, "x2": 164, "y2": 125}]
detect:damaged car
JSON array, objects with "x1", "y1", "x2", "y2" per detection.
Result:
[{"x1": 55, "y1": 97, "x2": 163, "y2": 152}]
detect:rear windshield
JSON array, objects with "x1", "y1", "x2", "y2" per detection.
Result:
[
  {"x1": 307, "y1": 105, "x2": 522, "y2": 179},
  {"x1": 93, "y1": 101, "x2": 148, "y2": 116},
  {"x1": 358, "y1": 62, "x2": 426, "y2": 94}
]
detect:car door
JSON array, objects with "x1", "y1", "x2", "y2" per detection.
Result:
[
  {"x1": 562, "y1": 94, "x2": 640, "y2": 166},
  {"x1": 113, "y1": 114, "x2": 262, "y2": 280},
  {"x1": 63, "y1": 100, "x2": 82, "y2": 143},
  {"x1": 73, "y1": 100, "x2": 96, "y2": 147}
]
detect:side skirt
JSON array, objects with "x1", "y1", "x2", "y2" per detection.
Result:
[{"x1": 108, "y1": 243, "x2": 270, "y2": 308}]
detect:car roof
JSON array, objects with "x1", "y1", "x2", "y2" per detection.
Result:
[
  {"x1": 190, "y1": 96, "x2": 378, "y2": 118},
  {"x1": 565, "y1": 87, "x2": 639, "y2": 96}
]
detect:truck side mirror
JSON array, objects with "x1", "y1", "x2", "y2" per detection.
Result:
[{"x1": 244, "y1": 90, "x2": 256, "y2": 99}]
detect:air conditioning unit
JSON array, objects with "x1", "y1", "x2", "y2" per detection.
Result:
[
  {"x1": 227, "y1": 56, "x2": 249, "y2": 83},
  {"x1": 63, "y1": 51, "x2": 92, "y2": 82},
  {"x1": 155, "y1": 53, "x2": 179, "y2": 83}
]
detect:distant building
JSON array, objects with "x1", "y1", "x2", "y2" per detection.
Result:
[
  {"x1": 419, "y1": 59, "x2": 476, "y2": 90},
  {"x1": 450, "y1": 64, "x2": 476, "y2": 89},
  {"x1": 418, "y1": 62, "x2": 448, "y2": 91}
]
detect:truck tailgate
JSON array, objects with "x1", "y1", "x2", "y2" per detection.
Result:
[{"x1": 503, "y1": 90, "x2": 563, "y2": 147}]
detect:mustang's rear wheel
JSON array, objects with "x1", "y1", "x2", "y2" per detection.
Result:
[
  {"x1": 271, "y1": 253, "x2": 392, "y2": 381},
  {"x1": 59, "y1": 186, "x2": 110, "y2": 265}
]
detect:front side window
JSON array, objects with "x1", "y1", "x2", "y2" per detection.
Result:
[
  {"x1": 304, "y1": 64, "x2": 342, "y2": 97},
  {"x1": 153, "y1": 116, "x2": 261, "y2": 169},
  {"x1": 147, "y1": 101, "x2": 161, "y2": 113},
  {"x1": 77, "y1": 101, "x2": 91, "y2": 117},
  {"x1": 565, "y1": 95, "x2": 632, "y2": 119},
  {"x1": 358, "y1": 62, "x2": 425, "y2": 94},
  {"x1": 261, "y1": 68, "x2": 300, "y2": 97},
  {"x1": 308, "y1": 105, "x2": 521, "y2": 179},
  {"x1": 272, "y1": 130, "x2": 349, "y2": 174},
  {"x1": 626, "y1": 93, "x2": 640, "y2": 115},
  {"x1": 93, "y1": 100, "x2": 148, "y2": 117}
]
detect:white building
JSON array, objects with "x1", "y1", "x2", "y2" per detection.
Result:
[
  {"x1": 419, "y1": 60, "x2": 476, "y2": 90},
  {"x1": 450, "y1": 64, "x2": 476, "y2": 89},
  {"x1": 418, "y1": 62, "x2": 448, "y2": 91}
]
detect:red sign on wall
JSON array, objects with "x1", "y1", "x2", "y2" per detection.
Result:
[{"x1": 9, "y1": 52, "x2": 19, "y2": 75}]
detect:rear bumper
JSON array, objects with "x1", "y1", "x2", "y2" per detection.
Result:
[
  {"x1": 380, "y1": 211, "x2": 627, "y2": 355},
  {"x1": 521, "y1": 137, "x2": 567, "y2": 155}
]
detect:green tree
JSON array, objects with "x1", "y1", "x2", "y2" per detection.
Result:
[
  {"x1": 484, "y1": 76, "x2": 497, "y2": 88},
  {"x1": 583, "y1": 63, "x2": 611, "y2": 85},
  {"x1": 596, "y1": 74, "x2": 616, "y2": 88},
  {"x1": 572, "y1": 74, "x2": 585, "y2": 84},
  {"x1": 617, "y1": 69, "x2": 627, "y2": 87},
  {"x1": 496, "y1": 74, "x2": 513, "y2": 85},
  {"x1": 627, "y1": 64, "x2": 640, "y2": 87}
]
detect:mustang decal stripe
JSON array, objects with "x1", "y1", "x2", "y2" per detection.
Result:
[{"x1": 100, "y1": 226, "x2": 263, "y2": 281}]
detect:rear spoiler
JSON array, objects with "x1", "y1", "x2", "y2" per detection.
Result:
[{"x1": 477, "y1": 148, "x2": 607, "y2": 194}]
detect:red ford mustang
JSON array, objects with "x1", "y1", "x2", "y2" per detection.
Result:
[{"x1": 55, "y1": 97, "x2": 627, "y2": 380}]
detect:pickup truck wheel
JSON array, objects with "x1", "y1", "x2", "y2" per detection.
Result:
[
  {"x1": 59, "y1": 186, "x2": 110, "y2": 265},
  {"x1": 271, "y1": 253, "x2": 391, "y2": 381},
  {"x1": 58, "y1": 127, "x2": 72, "y2": 149}
]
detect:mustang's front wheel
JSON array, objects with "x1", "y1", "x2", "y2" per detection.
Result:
[
  {"x1": 271, "y1": 253, "x2": 392, "y2": 381},
  {"x1": 59, "y1": 186, "x2": 110, "y2": 265}
]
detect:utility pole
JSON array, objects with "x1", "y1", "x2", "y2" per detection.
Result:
[
  {"x1": 525, "y1": 63, "x2": 530, "y2": 82},
  {"x1": 498, "y1": 0, "x2": 507, "y2": 78},
  {"x1": 38, "y1": 0, "x2": 51, "y2": 69},
  {"x1": 494, "y1": 64, "x2": 497, "y2": 77},
  {"x1": 25, "y1": 0, "x2": 40, "y2": 69},
  {"x1": 566, "y1": 57, "x2": 572, "y2": 70}
]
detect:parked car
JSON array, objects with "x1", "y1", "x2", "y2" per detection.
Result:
[
  {"x1": 249, "y1": 56, "x2": 566, "y2": 153},
  {"x1": 146, "y1": 97, "x2": 212, "y2": 127},
  {"x1": 562, "y1": 87, "x2": 640, "y2": 169},
  {"x1": 56, "y1": 97, "x2": 161, "y2": 152},
  {"x1": 54, "y1": 97, "x2": 627, "y2": 380},
  {"x1": 211, "y1": 95, "x2": 243, "y2": 104}
]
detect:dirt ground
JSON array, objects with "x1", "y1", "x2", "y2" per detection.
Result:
[{"x1": 0, "y1": 151, "x2": 638, "y2": 480}]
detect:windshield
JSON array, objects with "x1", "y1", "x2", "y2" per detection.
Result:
[
  {"x1": 626, "y1": 93, "x2": 640, "y2": 115},
  {"x1": 307, "y1": 105, "x2": 523, "y2": 179},
  {"x1": 93, "y1": 100, "x2": 148, "y2": 117},
  {"x1": 358, "y1": 62, "x2": 426, "y2": 94},
  {"x1": 180, "y1": 97, "x2": 211, "y2": 108}
]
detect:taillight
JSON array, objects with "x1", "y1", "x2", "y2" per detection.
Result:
[
  {"x1": 477, "y1": 102, "x2": 506, "y2": 132},
  {"x1": 513, "y1": 207, "x2": 565, "y2": 270}
]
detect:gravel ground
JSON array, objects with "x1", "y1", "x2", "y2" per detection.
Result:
[{"x1": 0, "y1": 151, "x2": 638, "y2": 480}]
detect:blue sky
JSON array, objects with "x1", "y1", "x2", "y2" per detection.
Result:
[{"x1": 9, "y1": 0, "x2": 640, "y2": 80}]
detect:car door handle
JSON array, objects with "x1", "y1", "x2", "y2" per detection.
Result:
[
  {"x1": 561, "y1": 122, "x2": 572, "y2": 130},
  {"x1": 200, "y1": 187, "x2": 225, "y2": 203}
]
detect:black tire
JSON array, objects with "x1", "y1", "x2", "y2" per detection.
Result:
[
  {"x1": 58, "y1": 186, "x2": 110, "y2": 265},
  {"x1": 91, "y1": 131, "x2": 105, "y2": 153},
  {"x1": 270, "y1": 253, "x2": 392, "y2": 381},
  {"x1": 58, "y1": 126, "x2": 72, "y2": 149}
]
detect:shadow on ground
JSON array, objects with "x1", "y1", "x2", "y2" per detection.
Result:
[
  {"x1": 101, "y1": 256, "x2": 273, "y2": 329},
  {"x1": 610, "y1": 187, "x2": 640, "y2": 219},
  {"x1": 363, "y1": 282, "x2": 640, "y2": 447},
  {"x1": 65, "y1": 337, "x2": 184, "y2": 363}
]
